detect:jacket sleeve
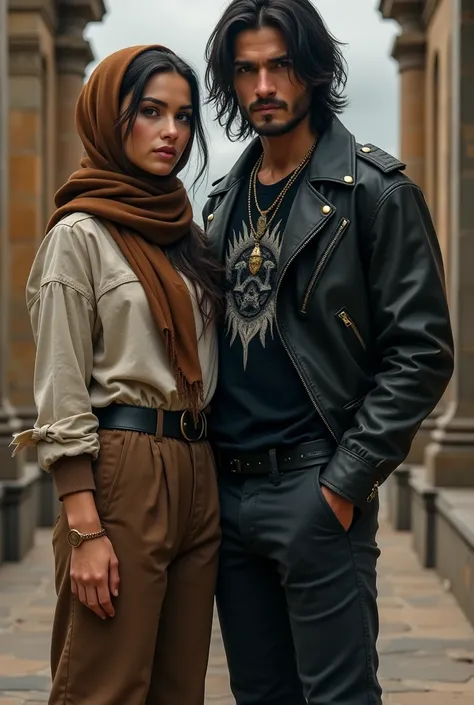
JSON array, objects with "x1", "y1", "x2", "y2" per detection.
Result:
[
  {"x1": 320, "y1": 183, "x2": 454, "y2": 508},
  {"x1": 11, "y1": 225, "x2": 100, "y2": 499}
]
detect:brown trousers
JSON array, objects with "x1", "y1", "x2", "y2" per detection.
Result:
[{"x1": 49, "y1": 429, "x2": 221, "y2": 705}]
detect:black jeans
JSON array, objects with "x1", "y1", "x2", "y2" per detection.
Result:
[{"x1": 216, "y1": 461, "x2": 382, "y2": 705}]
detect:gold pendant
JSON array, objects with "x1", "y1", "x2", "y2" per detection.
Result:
[
  {"x1": 249, "y1": 243, "x2": 262, "y2": 275},
  {"x1": 257, "y1": 214, "x2": 267, "y2": 237}
]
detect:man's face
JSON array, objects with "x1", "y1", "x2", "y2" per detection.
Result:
[{"x1": 233, "y1": 26, "x2": 311, "y2": 137}]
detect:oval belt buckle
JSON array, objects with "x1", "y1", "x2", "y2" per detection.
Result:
[{"x1": 180, "y1": 410, "x2": 206, "y2": 442}]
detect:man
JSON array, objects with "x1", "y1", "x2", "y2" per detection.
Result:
[{"x1": 203, "y1": 1, "x2": 454, "y2": 703}]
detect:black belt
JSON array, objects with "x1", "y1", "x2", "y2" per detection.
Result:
[
  {"x1": 93, "y1": 404, "x2": 207, "y2": 442},
  {"x1": 216, "y1": 438, "x2": 335, "y2": 476}
]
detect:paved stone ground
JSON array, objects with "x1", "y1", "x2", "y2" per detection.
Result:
[{"x1": 0, "y1": 509, "x2": 473, "y2": 704}]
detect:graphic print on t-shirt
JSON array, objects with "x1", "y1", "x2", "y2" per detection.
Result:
[{"x1": 225, "y1": 220, "x2": 282, "y2": 369}]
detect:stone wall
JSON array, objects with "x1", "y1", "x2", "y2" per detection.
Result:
[
  {"x1": 0, "y1": 0, "x2": 106, "y2": 561},
  {"x1": 380, "y1": 0, "x2": 474, "y2": 628}
]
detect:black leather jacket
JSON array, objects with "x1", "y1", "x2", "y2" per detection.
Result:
[{"x1": 203, "y1": 117, "x2": 454, "y2": 508}]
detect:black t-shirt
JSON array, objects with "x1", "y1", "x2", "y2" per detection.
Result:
[{"x1": 209, "y1": 166, "x2": 329, "y2": 452}]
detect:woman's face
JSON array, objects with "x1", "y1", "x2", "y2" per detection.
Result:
[{"x1": 121, "y1": 71, "x2": 193, "y2": 176}]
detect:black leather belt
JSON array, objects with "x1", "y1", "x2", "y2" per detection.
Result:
[
  {"x1": 216, "y1": 438, "x2": 335, "y2": 476},
  {"x1": 93, "y1": 404, "x2": 207, "y2": 442}
]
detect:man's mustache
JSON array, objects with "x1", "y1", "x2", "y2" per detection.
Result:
[{"x1": 250, "y1": 99, "x2": 287, "y2": 112}]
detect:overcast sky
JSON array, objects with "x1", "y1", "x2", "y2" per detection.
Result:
[{"x1": 85, "y1": 0, "x2": 399, "y2": 218}]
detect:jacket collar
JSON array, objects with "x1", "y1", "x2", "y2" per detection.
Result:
[{"x1": 208, "y1": 116, "x2": 357, "y2": 197}]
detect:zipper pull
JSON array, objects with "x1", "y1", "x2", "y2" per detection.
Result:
[
  {"x1": 339, "y1": 310, "x2": 352, "y2": 327},
  {"x1": 367, "y1": 481, "x2": 379, "y2": 503}
]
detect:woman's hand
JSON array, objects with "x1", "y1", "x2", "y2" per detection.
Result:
[
  {"x1": 63, "y1": 490, "x2": 120, "y2": 619},
  {"x1": 70, "y1": 536, "x2": 120, "y2": 619}
]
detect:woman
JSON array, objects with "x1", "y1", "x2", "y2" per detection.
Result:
[{"x1": 12, "y1": 45, "x2": 222, "y2": 705}]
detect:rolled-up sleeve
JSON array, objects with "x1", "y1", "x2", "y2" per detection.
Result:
[
  {"x1": 11, "y1": 226, "x2": 100, "y2": 499},
  {"x1": 34, "y1": 279, "x2": 100, "y2": 496}
]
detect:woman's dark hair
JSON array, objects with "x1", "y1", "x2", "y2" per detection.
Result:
[
  {"x1": 118, "y1": 48, "x2": 208, "y2": 188},
  {"x1": 118, "y1": 48, "x2": 223, "y2": 325},
  {"x1": 205, "y1": 0, "x2": 348, "y2": 140}
]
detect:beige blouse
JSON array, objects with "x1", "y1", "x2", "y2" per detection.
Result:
[{"x1": 11, "y1": 213, "x2": 218, "y2": 498}]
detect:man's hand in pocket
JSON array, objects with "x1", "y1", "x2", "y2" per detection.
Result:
[{"x1": 320, "y1": 485, "x2": 354, "y2": 531}]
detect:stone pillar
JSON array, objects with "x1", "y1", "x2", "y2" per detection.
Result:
[
  {"x1": 8, "y1": 30, "x2": 45, "y2": 442},
  {"x1": 425, "y1": 0, "x2": 474, "y2": 487},
  {"x1": 2, "y1": 1, "x2": 64, "y2": 558},
  {"x1": 389, "y1": 1, "x2": 427, "y2": 190},
  {"x1": 7, "y1": 0, "x2": 59, "y2": 436},
  {"x1": 0, "y1": 1, "x2": 23, "y2": 487},
  {"x1": 55, "y1": 0, "x2": 105, "y2": 188},
  {"x1": 0, "y1": 0, "x2": 19, "y2": 563}
]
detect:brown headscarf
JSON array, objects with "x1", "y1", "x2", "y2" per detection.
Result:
[{"x1": 47, "y1": 45, "x2": 203, "y2": 412}]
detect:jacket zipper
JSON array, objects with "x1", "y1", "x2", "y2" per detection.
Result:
[
  {"x1": 276, "y1": 215, "x2": 339, "y2": 442},
  {"x1": 300, "y1": 218, "x2": 350, "y2": 314},
  {"x1": 337, "y1": 309, "x2": 367, "y2": 350}
]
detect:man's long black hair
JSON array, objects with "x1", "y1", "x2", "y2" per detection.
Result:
[{"x1": 205, "y1": 0, "x2": 348, "y2": 141}]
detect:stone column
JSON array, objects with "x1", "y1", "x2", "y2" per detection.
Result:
[
  {"x1": 389, "y1": 1, "x2": 427, "y2": 190},
  {"x1": 0, "y1": 2, "x2": 51, "y2": 561},
  {"x1": 7, "y1": 22, "x2": 49, "y2": 454},
  {"x1": 425, "y1": 0, "x2": 474, "y2": 486},
  {"x1": 0, "y1": 0, "x2": 23, "y2": 491},
  {"x1": 55, "y1": 0, "x2": 105, "y2": 188}
]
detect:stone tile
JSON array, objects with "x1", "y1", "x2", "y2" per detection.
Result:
[
  {"x1": 387, "y1": 693, "x2": 474, "y2": 704},
  {"x1": 381, "y1": 680, "x2": 428, "y2": 693},
  {"x1": 379, "y1": 654, "x2": 474, "y2": 682},
  {"x1": 205, "y1": 672, "x2": 232, "y2": 697},
  {"x1": 380, "y1": 621, "x2": 413, "y2": 635},
  {"x1": 379, "y1": 597, "x2": 408, "y2": 609},
  {"x1": 0, "y1": 635, "x2": 51, "y2": 661},
  {"x1": 403, "y1": 596, "x2": 446, "y2": 608},
  {"x1": 0, "y1": 657, "x2": 47, "y2": 677},
  {"x1": 413, "y1": 678, "x2": 474, "y2": 692},
  {"x1": 379, "y1": 638, "x2": 474, "y2": 655},
  {"x1": 0, "y1": 677, "x2": 49, "y2": 692}
]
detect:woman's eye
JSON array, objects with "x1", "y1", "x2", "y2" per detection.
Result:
[
  {"x1": 143, "y1": 107, "x2": 159, "y2": 117},
  {"x1": 177, "y1": 113, "x2": 191, "y2": 123}
]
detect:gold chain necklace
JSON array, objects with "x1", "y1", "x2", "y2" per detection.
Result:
[{"x1": 247, "y1": 142, "x2": 316, "y2": 275}]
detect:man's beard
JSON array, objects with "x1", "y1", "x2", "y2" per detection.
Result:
[{"x1": 243, "y1": 93, "x2": 311, "y2": 137}]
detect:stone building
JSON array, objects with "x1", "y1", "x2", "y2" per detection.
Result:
[
  {"x1": 380, "y1": 0, "x2": 474, "y2": 625},
  {"x1": 0, "y1": 0, "x2": 106, "y2": 561}
]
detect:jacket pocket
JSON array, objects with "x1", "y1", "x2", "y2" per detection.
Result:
[
  {"x1": 336, "y1": 308, "x2": 367, "y2": 351},
  {"x1": 343, "y1": 395, "x2": 365, "y2": 411},
  {"x1": 300, "y1": 218, "x2": 350, "y2": 315}
]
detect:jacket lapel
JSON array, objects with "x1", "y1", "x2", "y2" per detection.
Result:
[
  {"x1": 205, "y1": 180, "x2": 242, "y2": 263},
  {"x1": 278, "y1": 180, "x2": 336, "y2": 280},
  {"x1": 279, "y1": 118, "x2": 357, "y2": 278}
]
